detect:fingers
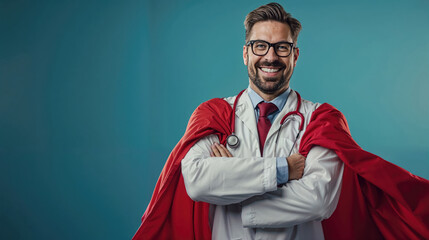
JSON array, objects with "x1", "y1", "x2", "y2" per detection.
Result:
[
  {"x1": 296, "y1": 161, "x2": 305, "y2": 177},
  {"x1": 287, "y1": 153, "x2": 306, "y2": 180},
  {"x1": 220, "y1": 144, "x2": 233, "y2": 157},
  {"x1": 211, "y1": 143, "x2": 221, "y2": 157},
  {"x1": 211, "y1": 142, "x2": 233, "y2": 157},
  {"x1": 288, "y1": 153, "x2": 306, "y2": 166},
  {"x1": 290, "y1": 153, "x2": 306, "y2": 161}
]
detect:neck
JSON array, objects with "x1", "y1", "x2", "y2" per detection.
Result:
[{"x1": 249, "y1": 84, "x2": 288, "y2": 102}]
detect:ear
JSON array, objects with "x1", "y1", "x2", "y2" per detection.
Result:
[
  {"x1": 293, "y1": 47, "x2": 299, "y2": 67},
  {"x1": 243, "y1": 45, "x2": 248, "y2": 66}
]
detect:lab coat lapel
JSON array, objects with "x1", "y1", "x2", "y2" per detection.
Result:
[{"x1": 235, "y1": 90, "x2": 259, "y2": 141}]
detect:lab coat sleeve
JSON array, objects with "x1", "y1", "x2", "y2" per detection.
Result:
[
  {"x1": 181, "y1": 134, "x2": 278, "y2": 206},
  {"x1": 241, "y1": 146, "x2": 344, "y2": 228}
]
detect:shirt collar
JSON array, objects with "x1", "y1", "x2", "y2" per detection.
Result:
[{"x1": 247, "y1": 86, "x2": 290, "y2": 112}]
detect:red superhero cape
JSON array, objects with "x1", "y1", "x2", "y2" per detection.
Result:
[
  {"x1": 301, "y1": 104, "x2": 429, "y2": 239},
  {"x1": 132, "y1": 99, "x2": 429, "y2": 240}
]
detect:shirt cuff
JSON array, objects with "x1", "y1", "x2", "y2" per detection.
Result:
[{"x1": 276, "y1": 157, "x2": 288, "y2": 185}]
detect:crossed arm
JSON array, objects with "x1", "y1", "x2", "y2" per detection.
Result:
[
  {"x1": 210, "y1": 142, "x2": 306, "y2": 181},
  {"x1": 181, "y1": 134, "x2": 343, "y2": 227}
]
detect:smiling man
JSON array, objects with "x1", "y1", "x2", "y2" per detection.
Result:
[
  {"x1": 178, "y1": 4, "x2": 343, "y2": 239},
  {"x1": 133, "y1": 3, "x2": 429, "y2": 240},
  {"x1": 135, "y1": 3, "x2": 344, "y2": 239}
]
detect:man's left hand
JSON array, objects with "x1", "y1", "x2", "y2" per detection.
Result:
[{"x1": 211, "y1": 142, "x2": 233, "y2": 157}]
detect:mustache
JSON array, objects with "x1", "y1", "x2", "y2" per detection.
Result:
[{"x1": 256, "y1": 60, "x2": 285, "y2": 68}]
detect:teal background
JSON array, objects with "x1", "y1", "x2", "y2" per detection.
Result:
[{"x1": 1, "y1": 0, "x2": 428, "y2": 239}]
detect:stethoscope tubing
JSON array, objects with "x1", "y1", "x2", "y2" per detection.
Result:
[{"x1": 227, "y1": 89, "x2": 304, "y2": 155}]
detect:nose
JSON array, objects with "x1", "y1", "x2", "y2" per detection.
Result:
[{"x1": 264, "y1": 46, "x2": 279, "y2": 61}]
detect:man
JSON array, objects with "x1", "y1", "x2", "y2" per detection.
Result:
[
  {"x1": 180, "y1": 3, "x2": 343, "y2": 239},
  {"x1": 133, "y1": 3, "x2": 429, "y2": 240}
]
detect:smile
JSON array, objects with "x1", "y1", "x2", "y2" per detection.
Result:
[{"x1": 260, "y1": 67, "x2": 281, "y2": 73}]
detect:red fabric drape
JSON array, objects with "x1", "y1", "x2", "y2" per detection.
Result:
[{"x1": 300, "y1": 104, "x2": 429, "y2": 239}]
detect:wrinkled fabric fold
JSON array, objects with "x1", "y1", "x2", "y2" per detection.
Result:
[{"x1": 300, "y1": 103, "x2": 429, "y2": 239}]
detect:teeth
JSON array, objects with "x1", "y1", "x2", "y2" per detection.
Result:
[{"x1": 261, "y1": 68, "x2": 280, "y2": 73}]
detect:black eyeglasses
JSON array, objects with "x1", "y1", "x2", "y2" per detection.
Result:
[{"x1": 246, "y1": 40, "x2": 295, "y2": 57}]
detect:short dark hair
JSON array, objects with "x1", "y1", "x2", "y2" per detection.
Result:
[{"x1": 244, "y1": 2, "x2": 302, "y2": 43}]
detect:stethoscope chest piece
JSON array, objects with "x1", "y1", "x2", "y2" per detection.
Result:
[{"x1": 226, "y1": 133, "x2": 240, "y2": 148}]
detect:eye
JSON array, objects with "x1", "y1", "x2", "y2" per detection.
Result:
[
  {"x1": 254, "y1": 43, "x2": 268, "y2": 49},
  {"x1": 277, "y1": 43, "x2": 290, "y2": 52}
]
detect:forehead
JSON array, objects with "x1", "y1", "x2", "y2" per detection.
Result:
[{"x1": 249, "y1": 20, "x2": 293, "y2": 42}]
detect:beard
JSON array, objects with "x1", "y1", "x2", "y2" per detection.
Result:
[{"x1": 248, "y1": 59, "x2": 293, "y2": 94}]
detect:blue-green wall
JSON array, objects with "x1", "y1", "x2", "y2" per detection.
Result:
[{"x1": 1, "y1": 0, "x2": 428, "y2": 239}]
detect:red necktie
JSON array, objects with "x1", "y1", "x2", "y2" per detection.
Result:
[{"x1": 257, "y1": 102, "x2": 278, "y2": 156}]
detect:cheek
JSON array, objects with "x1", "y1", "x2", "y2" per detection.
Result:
[
  {"x1": 286, "y1": 59, "x2": 295, "y2": 69},
  {"x1": 249, "y1": 56, "x2": 261, "y2": 67}
]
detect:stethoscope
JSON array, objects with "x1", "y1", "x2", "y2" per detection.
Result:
[{"x1": 226, "y1": 89, "x2": 305, "y2": 156}]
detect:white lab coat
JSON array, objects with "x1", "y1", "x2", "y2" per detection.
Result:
[{"x1": 181, "y1": 90, "x2": 344, "y2": 240}]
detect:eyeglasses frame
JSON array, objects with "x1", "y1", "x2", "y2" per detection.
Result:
[{"x1": 246, "y1": 40, "x2": 296, "y2": 57}]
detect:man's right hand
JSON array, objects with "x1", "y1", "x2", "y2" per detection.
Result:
[{"x1": 287, "y1": 153, "x2": 306, "y2": 180}]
